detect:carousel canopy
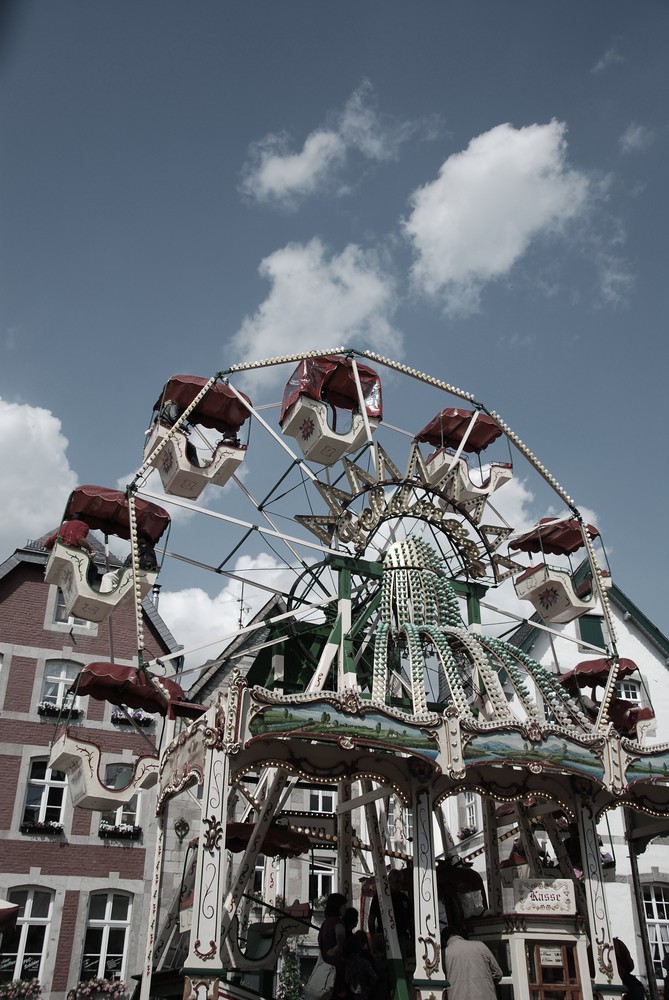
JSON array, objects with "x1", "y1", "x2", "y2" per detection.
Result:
[
  {"x1": 71, "y1": 662, "x2": 185, "y2": 715},
  {"x1": 280, "y1": 355, "x2": 382, "y2": 424},
  {"x1": 152, "y1": 374, "x2": 252, "y2": 434},
  {"x1": 415, "y1": 408, "x2": 503, "y2": 454},
  {"x1": 509, "y1": 517, "x2": 600, "y2": 556},
  {"x1": 557, "y1": 657, "x2": 639, "y2": 690},
  {"x1": 64, "y1": 485, "x2": 170, "y2": 543},
  {"x1": 225, "y1": 822, "x2": 311, "y2": 858}
]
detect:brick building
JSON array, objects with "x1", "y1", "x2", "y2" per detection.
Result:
[{"x1": 0, "y1": 537, "x2": 182, "y2": 997}]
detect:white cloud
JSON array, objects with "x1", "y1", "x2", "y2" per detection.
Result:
[
  {"x1": 240, "y1": 129, "x2": 346, "y2": 206},
  {"x1": 240, "y1": 80, "x2": 435, "y2": 207},
  {"x1": 619, "y1": 123, "x2": 654, "y2": 154},
  {"x1": 403, "y1": 121, "x2": 591, "y2": 315},
  {"x1": 228, "y1": 238, "x2": 401, "y2": 382},
  {"x1": 591, "y1": 46, "x2": 624, "y2": 74},
  {"x1": 0, "y1": 399, "x2": 78, "y2": 555},
  {"x1": 157, "y1": 552, "x2": 313, "y2": 672}
]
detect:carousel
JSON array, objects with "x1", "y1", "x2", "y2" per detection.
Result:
[{"x1": 49, "y1": 350, "x2": 669, "y2": 1000}]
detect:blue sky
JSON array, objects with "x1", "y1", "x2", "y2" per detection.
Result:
[{"x1": 1, "y1": 1, "x2": 667, "y2": 659}]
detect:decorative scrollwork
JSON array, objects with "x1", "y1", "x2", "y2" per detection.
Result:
[
  {"x1": 202, "y1": 815, "x2": 224, "y2": 853},
  {"x1": 194, "y1": 939, "x2": 218, "y2": 960},
  {"x1": 419, "y1": 935, "x2": 440, "y2": 977}
]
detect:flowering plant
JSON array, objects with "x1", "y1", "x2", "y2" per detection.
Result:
[
  {"x1": 74, "y1": 979, "x2": 127, "y2": 998},
  {"x1": 0, "y1": 980, "x2": 43, "y2": 1000},
  {"x1": 98, "y1": 821, "x2": 141, "y2": 840},
  {"x1": 111, "y1": 707, "x2": 153, "y2": 726},
  {"x1": 20, "y1": 819, "x2": 63, "y2": 834},
  {"x1": 457, "y1": 825, "x2": 478, "y2": 840},
  {"x1": 37, "y1": 700, "x2": 81, "y2": 718}
]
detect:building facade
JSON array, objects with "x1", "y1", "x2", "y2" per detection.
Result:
[{"x1": 0, "y1": 538, "x2": 181, "y2": 997}]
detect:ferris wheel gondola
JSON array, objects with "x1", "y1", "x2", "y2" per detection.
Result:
[
  {"x1": 143, "y1": 374, "x2": 253, "y2": 499},
  {"x1": 279, "y1": 354, "x2": 382, "y2": 465},
  {"x1": 44, "y1": 484, "x2": 169, "y2": 624},
  {"x1": 509, "y1": 516, "x2": 611, "y2": 623},
  {"x1": 415, "y1": 406, "x2": 513, "y2": 516}
]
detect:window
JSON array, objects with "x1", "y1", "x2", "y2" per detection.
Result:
[
  {"x1": 41, "y1": 659, "x2": 82, "y2": 711},
  {"x1": 309, "y1": 859, "x2": 335, "y2": 903},
  {"x1": 81, "y1": 892, "x2": 132, "y2": 981},
  {"x1": 387, "y1": 798, "x2": 412, "y2": 844},
  {"x1": 53, "y1": 588, "x2": 92, "y2": 628},
  {"x1": 643, "y1": 884, "x2": 669, "y2": 979},
  {"x1": 578, "y1": 616, "x2": 608, "y2": 651},
  {"x1": 253, "y1": 854, "x2": 265, "y2": 897},
  {"x1": 22, "y1": 760, "x2": 66, "y2": 828},
  {"x1": 617, "y1": 679, "x2": 642, "y2": 703},
  {"x1": 309, "y1": 788, "x2": 335, "y2": 813},
  {"x1": 101, "y1": 795, "x2": 139, "y2": 830},
  {"x1": 463, "y1": 791, "x2": 477, "y2": 831},
  {"x1": 99, "y1": 765, "x2": 139, "y2": 834},
  {"x1": 0, "y1": 887, "x2": 53, "y2": 982}
]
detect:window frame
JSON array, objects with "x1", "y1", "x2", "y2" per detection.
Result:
[
  {"x1": 577, "y1": 615, "x2": 608, "y2": 652},
  {"x1": 309, "y1": 788, "x2": 335, "y2": 813},
  {"x1": 309, "y1": 857, "x2": 336, "y2": 903},
  {"x1": 643, "y1": 883, "x2": 669, "y2": 979},
  {"x1": 616, "y1": 679, "x2": 642, "y2": 703},
  {"x1": 40, "y1": 659, "x2": 83, "y2": 712},
  {"x1": 0, "y1": 886, "x2": 53, "y2": 983},
  {"x1": 43, "y1": 586, "x2": 97, "y2": 635},
  {"x1": 80, "y1": 891, "x2": 133, "y2": 982},
  {"x1": 22, "y1": 759, "x2": 67, "y2": 828},
  {"x1": 100, "y1": 764, "x2": 140, "y2": 831}
]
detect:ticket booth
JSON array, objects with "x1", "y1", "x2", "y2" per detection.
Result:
[{"x1": 472, "y1": 879, "x2": 591, "y2": 1000}]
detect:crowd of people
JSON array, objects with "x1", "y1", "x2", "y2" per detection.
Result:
[
  {"x1": 309, "y1": 882, "x2": 654, "y2": 1000},
  {"x1": 309, "y1": 891, "x2": 392, "y2": 1000}
]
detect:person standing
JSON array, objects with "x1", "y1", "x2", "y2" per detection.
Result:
[
  {"x1": 368, "y1": 869, "x2": 413, "y2": 956},
  {"x1": 442, "y1": 932, "x2": 503, "y2": 1000}
]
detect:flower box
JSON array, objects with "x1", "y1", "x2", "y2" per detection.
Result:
[
  {"x1": 37, "y1": 702, "x2": 82, "y2": 719},
  {"x1": 457, "y1": 826, "x2": 478, "y2": 841},
  {"x1": 20, "y1": 821, "x2": 63, "y2": 835},
  {"x1": 73, "y1": 978, "x2": 127, "y2": 999},
  {"x1": 0, "y1": 978, "x2": 43, "y2": 1000},
  {"x1": 110, "y1": 709, "x2": 154, "y2": 727},
  {"x1": 98, "y1": 823, "x2": 142, "y2": 841}
]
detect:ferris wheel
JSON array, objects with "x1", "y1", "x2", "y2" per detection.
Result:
[{"x1": 131, "y1": 347, "x2": 616, "y2": 700}]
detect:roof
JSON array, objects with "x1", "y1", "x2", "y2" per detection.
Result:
[
  {"x1": 188, "y1": 592, "x2": 287, "y2": 702},
  {"x1": 508, "y1": 582, "x2": 669, "y2": 661}
]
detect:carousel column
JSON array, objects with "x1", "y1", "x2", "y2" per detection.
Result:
[
  {"x1": 362, "y1": 781, "x2": 408, "y2": 1000},
  {"x1": 183, "y1": 680, "x2": 251, "y2": 1000},
  {"x1": 483, "y1": 798, "x2": 503, "y2": 914},
  {"x1": 575, "y1": 796, "x2": 623, "y2": 1000},
  {"x1": 411, "y1": 763, "x2": 448, "y2": 1000},
  {"x1": 337, "y1": 779, "x2": 353, "y2": 902},
  {"x1": 183, "y1": 719, "x2": 232, "y2": 1000}
]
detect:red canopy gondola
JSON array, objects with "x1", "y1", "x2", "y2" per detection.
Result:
[
  {"x1": 152, "y1": 374, "x2": 253, "y2": 434},
  {"x1": 71, "y1": 661, "x2": 185, "y2": 715},
  {"x1": 225, "y1": 822, "x2": 311, "y2": 858},
  {"x1": 557, "y1": 657, "x2": 639, "y2": 690},
  {"x1": 63, "y1": 485, "x2": 170, "y2": 543},
  {"x1": 509, "y1": 517, "x2": 600, "y2": 556},
  {"x1": 415, "y1": 408, "x2": 502, "y2": 454},
  {"x1": 279, "y1": 355, "x2": 382, "y2": 424}
]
